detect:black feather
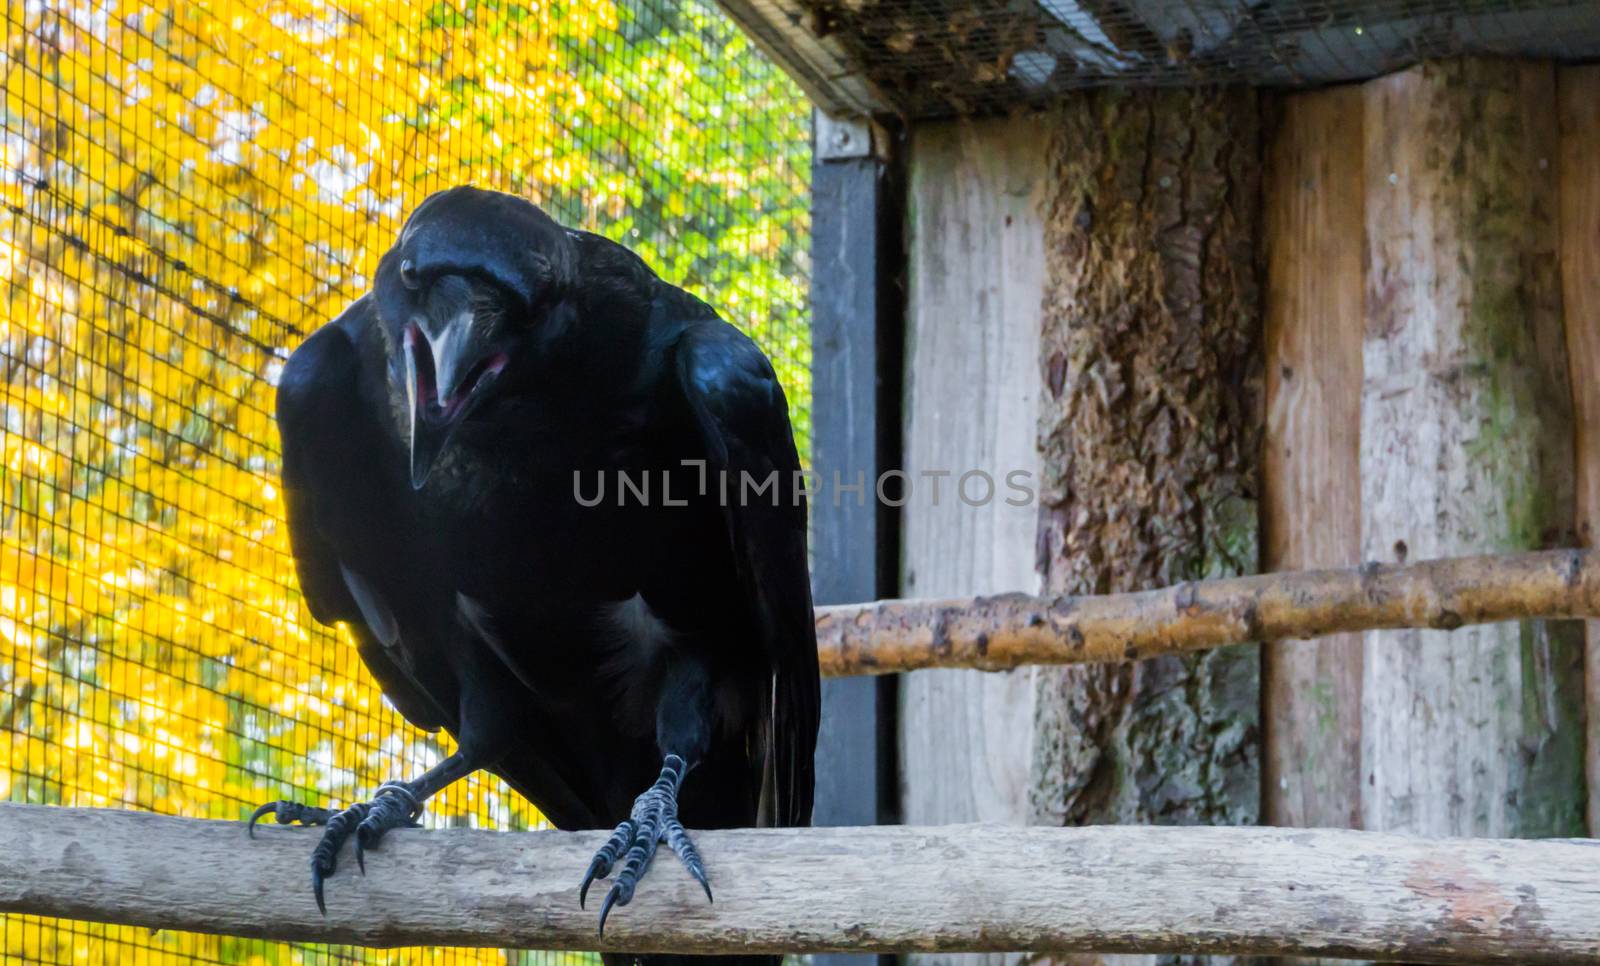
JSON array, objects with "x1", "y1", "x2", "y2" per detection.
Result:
[{"x1": 672, "y1": 318, "x2": 819, "y2": 827}]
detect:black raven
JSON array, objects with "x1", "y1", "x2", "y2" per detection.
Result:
[{"x1": 254, "y1": 186, "x2": 820, "y2": 947}]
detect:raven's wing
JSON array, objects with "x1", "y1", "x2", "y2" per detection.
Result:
[
  {"x1": 672, "y1": 315, "x2": 820, "y2": 828},
  {"x1": 276, "y1": 300, "x2": 449, "y2": 733}
]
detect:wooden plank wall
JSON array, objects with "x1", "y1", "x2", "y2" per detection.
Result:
[
  {"x1": 897, "y1": 63, "x2": 1600, "y2": 922},
  {"x1": 1261, "y1": 87, "x2": 1365, "y2": 830},
  {"x1": 1263, "y1": 59, "x2": 1595, "y2": 835},
  {"x1": 1360, "y1": 59, "x2": 1582, "y2": 837},
  {"x1": 1558, "y1": 66, "x2": 1600, "y2": 835},
  {"x1": 899, "y1": 119, "x2": 1046, "y2": 966}
]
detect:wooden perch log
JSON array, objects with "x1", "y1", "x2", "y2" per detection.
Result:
[
  {"x1": 816, "y1": 548, "x2": 1600, "y2": 676},
  {"x1": 1, "y1": 804, "x2": 1598, "y2": 962}
]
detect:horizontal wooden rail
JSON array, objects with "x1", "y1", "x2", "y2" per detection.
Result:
[
  {"x1": 1, "y1": 804, "x2": 1597, "y2": 961},
  {"x1": 817, "y1": 548, "x2": 1600, "y2": 676}
]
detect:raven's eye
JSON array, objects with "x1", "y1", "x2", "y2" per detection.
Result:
[{"x1": 399, "y1": 259, "x2": 420, "y2": 290}]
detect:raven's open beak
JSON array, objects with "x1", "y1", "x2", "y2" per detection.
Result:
[{"x1": 403, "y1": 321, "x2": 509, "y2": 489}]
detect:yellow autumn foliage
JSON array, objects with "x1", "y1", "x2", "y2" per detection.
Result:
[{"x1": 0, "y1": 0, "x2": 810, "y2": 960}]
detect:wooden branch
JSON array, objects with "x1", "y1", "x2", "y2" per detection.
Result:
[
  {"x1": 817, "y1": 549, "x2": 1600, "y2": 676},
  {"x1": 2, "y1": 804, "x2": 1598, "y2": 962}
]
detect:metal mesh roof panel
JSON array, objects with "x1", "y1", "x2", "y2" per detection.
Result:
[{"x1": 722, "y1": 0, "x2": 1600, "y2": 118}]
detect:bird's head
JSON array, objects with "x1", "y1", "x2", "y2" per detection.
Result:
[{"x1": 374, "y1": 187, "x2": 579, "y2": 489}]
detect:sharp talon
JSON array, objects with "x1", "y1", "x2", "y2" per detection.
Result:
[
  {"x1": 312, "y1": 863, "x2": 328, "y2": 916},
  {"x1": 355, "y1": 820, "x2": 382, "y2": 876},
  {"x1": 262, "y1": 785, "x2": 421, "y2": 914},
  {"x1": 597, "y1": 882, "x2": 625, "y2": 937},
  {"x1": 580, "y1": 854, "x2": 607, "y2": 909},
  {"x1": 248, "y1": 798, "x2": 336, "y2": 837},
  {"x1": 581, "y1": 819, "x2": 635, "y2": 909},
  {"x1": 586, "y1": 758, "x2": 706, "y2": 930},
  {"x1": 247, "y1": 802, "x2": 277, "y2": 838},
  {"x1": 663, "y1": 816, "x2": 709, "y2": 901}
]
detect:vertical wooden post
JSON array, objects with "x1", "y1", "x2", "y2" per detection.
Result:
[
  {"x1": 1557, "y1": 64, "x2": 1600, "y2": 835},
  {"x1": 1261, "y1": 87, "x2": 1365, "y2": 830},
  {"x1": 1034, "y1": 88, "x2": 1263, "y2": 832},
  {"x1": 1361, "y1": 59, "x2": 1584, "y2": 837},
  {"x1": 897, "y1": 114, "x2": 1046, "y2": 966},
  {"x1": 899, "y1": 120, "x2": 1047, "y2": 850}
]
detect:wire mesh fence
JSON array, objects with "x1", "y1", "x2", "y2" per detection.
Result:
[
  {"x1": 787, "y1": 0, "x2": 1600, "y2": 116},
  {"x1": 0, "y1": 0, "x2": 812, "y2": 960}
]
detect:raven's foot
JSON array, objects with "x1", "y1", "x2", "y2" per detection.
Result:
[
  {"x1": 248, "y1": 781, "x2": 424, "y2": 913},
  {"x1": 579, "y1": 754, "x2": 710, "y2": 935}
]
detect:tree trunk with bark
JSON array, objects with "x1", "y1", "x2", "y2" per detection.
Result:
[{"x1": 1034, "y1": 87, "x2": 1263, "y2": 835}]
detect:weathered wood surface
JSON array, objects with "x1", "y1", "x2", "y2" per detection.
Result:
[
  {"x1": 1261, "y1": 84, "x2": 1367, "y2": 831},
  {"x1": 899, "y1": 118, "x2": 1045, "y2": 845},
  {"x1": 1558, "y1": 64, "x2": 1600, "y2": 836},
  {"x1": 1033, "y1": 87, "x2": 1262, "y2": 840},
  {"x1": 821, "y1": 550, "x2": 1600, "y2": 676},
  {"x1": 1361, "y1": 59, "x2": 1584, "y2": 838},
  {"x1": 3, "y1": 804, "x2": 1599, "y2": 962}
]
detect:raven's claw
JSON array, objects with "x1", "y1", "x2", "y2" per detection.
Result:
[
  {"x1": 582, "y1": 754, "x2": 709, "y2": 937},
  {"x1": 355, "y1": 782, "x2": 424, "y2": 874},
  {"x1": 247, "y1": 799, "x2": 335, "y2": 837},
  {"x1": 580, "y1": 820, "x2": 634, "y2": 909},
  {"x1": 663, "y1": 815, "x2": 712, "y2": 902},
  {"x1": 248, "y1": 783, "x2": 424, "y2": 914}
]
